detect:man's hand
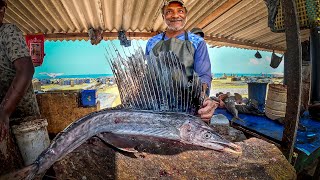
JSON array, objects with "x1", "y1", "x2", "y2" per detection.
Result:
[
  {"x1": 198, "y1": 97, "x2": 219, "y2": 124},
  {"x1": 0, "y1": 110, "x2": 9, "y2": 142}
]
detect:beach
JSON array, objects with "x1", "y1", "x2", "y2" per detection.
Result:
[{"x1": 35, "y1": 76, "x2": 283, "y2": 109}]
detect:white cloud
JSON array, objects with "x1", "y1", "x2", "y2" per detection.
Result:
[
  {"x1": 248, "y1": 58, "x2": 260, "y2": 65},
  {"x1": 265, "y1": 56, "x2": 271, "y2": 62}
]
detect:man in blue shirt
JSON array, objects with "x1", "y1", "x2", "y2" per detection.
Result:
[{"x1": 146, "y1": 0, "x2": 217, "y2": 123}]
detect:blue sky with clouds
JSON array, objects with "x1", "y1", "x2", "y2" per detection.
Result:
[{"x1": 34, "y1": 40, "x2": 284, "y2": 77}]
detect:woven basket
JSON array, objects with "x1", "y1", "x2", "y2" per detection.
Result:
[
  {"x1": 273, "y1": 0, "x2": 320, "y2": 32},
  {"x1": 265, "y1": 107, "x2": 286, "y2": 120},
  {"x1": 265, "y1": 84, "x2": 287, "y2": 120}
]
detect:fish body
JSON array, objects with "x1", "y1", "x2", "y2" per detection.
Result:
[
  {"x1": 1, "y1": 47, "x2": 243, "y2": 179},
  {"x1": 2, "y1": 108, "x2": 241, "y2": 180},
  {"x1": 223, "y1": 97, "x2": 244, "y2": 124},
  {"x1": 224, "y1": 97, "x2": 239, "y2": 118}
]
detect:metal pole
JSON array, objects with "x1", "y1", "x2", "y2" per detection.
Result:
[{"x1": 281, "y1": 0, "x2": 302, "y2": 162}]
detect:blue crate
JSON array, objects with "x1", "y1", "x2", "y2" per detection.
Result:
[{"x1": 80, "y1": 89, "x2": 96, "y2": 107}]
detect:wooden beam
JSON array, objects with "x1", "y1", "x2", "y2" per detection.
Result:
[
  {"x1": 43, "y1": 31, "x2": 285, "y2": 52},
  {"x1": 197, "y1": 0, "x2": 241, "y2": 29},
  {"x1": 281, "y1": 0, "x2": 302, "y2": 163},
  {"x1": 204, "y1": 35, "x2": 286, "y2": 52}
]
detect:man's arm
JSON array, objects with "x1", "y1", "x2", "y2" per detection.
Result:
[
  {"x1": 194, "y1": 40, "x2": 212, "y2": 95},
  {"x1": 1, "y1": 57, "x2": 34, "y2": 115},
  {"x1": 0, "y1": 57, "x2": 34, "y2": 141},
  {"x1": 193, "y1": 40, "x2": 216, "y2": 123}
]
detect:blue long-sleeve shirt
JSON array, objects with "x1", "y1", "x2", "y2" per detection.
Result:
[{"x1": 145, "y1": 32, "x2": 212, "y2": 92}]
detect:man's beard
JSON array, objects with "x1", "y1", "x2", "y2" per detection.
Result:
[{"x1": 165, "y1": 17, "x2": 187, "y2": 31}]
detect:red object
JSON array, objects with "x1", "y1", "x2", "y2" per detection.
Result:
[{"x1": 25, "y1": 34, "x2": 45, "y2": 67}]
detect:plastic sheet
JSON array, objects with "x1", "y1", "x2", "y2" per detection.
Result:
[{"x1": 215, "y1": 108, "x2": 320, "y2": 156}]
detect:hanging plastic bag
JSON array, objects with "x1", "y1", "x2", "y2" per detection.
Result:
[
  {"x1": 255, "y1": 51, "x2": 262, "y2": 59},
  {"x1": 270, "y1": 50, "x2": 283, "y2": 68}
]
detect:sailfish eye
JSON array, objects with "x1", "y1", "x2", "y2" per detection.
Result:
[{"x1": 203, "y1": 132, "x2": 212, "y2": 139}]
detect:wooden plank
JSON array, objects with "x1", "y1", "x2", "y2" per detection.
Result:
[
  {"x1": 6, "y1": 1, "x2": 45, "y2": 33},
  {"x1": 265, "y1": 36, "x2": 287, "y2": 45},
  {"x1": 228, "y1": 16, "x2": 268, "y2": 38},
  {"x1": 53, "y1": 137, "x2": 296, "y2": 179},
  {"x1": 257, "y1": 32, "x2": 285, "y2": 43},
  {"x1": 204, "y1": 35, "x2": 285, "y2": 52},
  {"x1": 281, "y1": 0, "x2": 302, "y2": 163},
  {"x1": 242, "y1": 28, "x2": 271, "y2": 41},
  {"x1": 204, "y1": 0, "x2": 253, "y2": 33},
  {"x1": 185, "y1": 0, "x2": 211, "y2": 28},
  {"x1": 197, "y1": 0, "x2": 241, "y2": 29},
  {"x1": 217, "y1": 5, "x2": 266, "y2": 36},
  {"x1": 43, "y1": 31, "x2": 285, "y2": 52}
]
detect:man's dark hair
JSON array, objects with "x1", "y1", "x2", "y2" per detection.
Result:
[{"x1": 0, "y1": 0, "x2": 7, "y2": 7}]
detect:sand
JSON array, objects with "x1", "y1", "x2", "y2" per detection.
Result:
[{"x1": 39, "y1": 77, "x2": 283, "y2": 109}]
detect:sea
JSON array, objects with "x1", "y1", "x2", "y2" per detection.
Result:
[
  {"x1": 33, "y1": 73, "x2": 276, "y2": 80},
  {"x1": 213, "y1": 73, "x2": 273, "y2": 78},
  {"x1": 33, "y1": 73, "x2": 114, "y2": 80}
]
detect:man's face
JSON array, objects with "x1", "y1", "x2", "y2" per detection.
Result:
[
  {"x1": 163, "y1": 2, "x2": 187, "y2": 31},
  {"x1": 0, "y1": 6, "x2": 5, "y2": 23}
]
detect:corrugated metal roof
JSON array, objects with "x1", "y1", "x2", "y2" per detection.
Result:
[{"x1": 3, "y1": 0, "x2": 310, "y2": 52}]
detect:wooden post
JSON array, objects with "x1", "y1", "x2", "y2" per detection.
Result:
[{"x1": 281, "y1": 0, "x2": 302, "y2": 162}]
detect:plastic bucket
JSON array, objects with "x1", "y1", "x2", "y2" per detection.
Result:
[
  {"x1": 247, "y1": 82, "x2": 268, "y2": 112},
  {"x1": 12, "y1": 118, "x2": 50, "y2": 165}
]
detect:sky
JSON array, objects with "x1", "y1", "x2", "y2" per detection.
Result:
[{"x1": 34, "y1": 40, "x2": 284, "y2": 78}]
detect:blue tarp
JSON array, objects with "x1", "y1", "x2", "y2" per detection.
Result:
[{"x1": 215, "y1": 108, "x2": 320, "y2": 156}]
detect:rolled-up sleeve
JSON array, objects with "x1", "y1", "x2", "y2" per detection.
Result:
[{"x1": 194, "y1": 40, "x2": 212, "y2": 94}]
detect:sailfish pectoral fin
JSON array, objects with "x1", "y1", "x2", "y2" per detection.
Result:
[{"x1": 95, "y1": 133, "x2": 138, "y2": 153}]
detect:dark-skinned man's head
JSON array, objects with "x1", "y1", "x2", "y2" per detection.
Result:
[{"x1": 162, "y1": 0, "x2": 187, "y2": 31}]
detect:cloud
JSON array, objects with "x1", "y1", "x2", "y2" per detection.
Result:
[
  {"x1": 265, "y1": 56, "x2": 271, "y2": 62},
  {"x1": 248, "y1": 58, "x2": 260, "y2": 65}
]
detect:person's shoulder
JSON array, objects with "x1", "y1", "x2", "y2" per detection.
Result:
[
  {"x1": 1, "y1": 23, "x2": 21, "y2": 33},
  {"x1": 188, "y1": 32, "x2": 205, "y2": 49},
  {"x1": 2, "y1": 23, "x2": 19, "y2": 29},
  {"x1": 147, "y1": 33, "x2": 163, "y2": 44},
  {"x1": 188, "y1": 32, "x2": 204, "y2": 43},
  {"x1": 146, "y1": 33, "x2": 164, "y2": 53}
]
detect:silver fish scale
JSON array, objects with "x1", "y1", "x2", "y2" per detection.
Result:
[
  {"x1": 106, "y1": 44, "x2": 202, "y2": 114},
  {"x1": 111, "y1": 125, "x2": 180, "y2": 139}
]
